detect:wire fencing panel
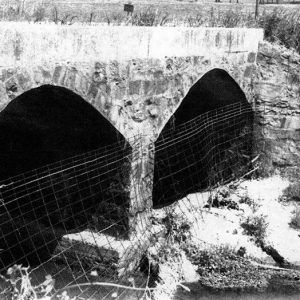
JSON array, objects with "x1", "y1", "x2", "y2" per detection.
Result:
[
  {"x1": 0, "y1": 138, "x2": 139, "y2": 299},
  {"x1": 0, "y1": 101, "x2": 254, "y2": 299},
  {"x1": 153, "y1": 101, "x2": 254, "y2": 208}
]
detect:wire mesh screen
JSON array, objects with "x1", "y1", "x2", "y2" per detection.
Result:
[
  {"x1": 153, "y1": 101, "x2": 254, "y2": 208},
  {"x1": 0, "y1": 101, "x2": 254, "y2": 299},
  {"x1": 0, "y1": 138, "x2": 143, "y2": 299}
]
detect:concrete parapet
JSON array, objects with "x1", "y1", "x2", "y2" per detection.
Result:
[{"x1": 0, "y1": 23, "x2": 264, "y2": 65}]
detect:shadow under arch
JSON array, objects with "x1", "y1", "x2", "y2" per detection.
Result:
[
  {"x1": 0, "y1": 85, "x2": 131, "y2": 270},
  {"x1": 152, "y1": 68, "x2": 254, "y2": 208},
  {"x1": 0, "y1": 84, "x2": 128, "y2": 179}
]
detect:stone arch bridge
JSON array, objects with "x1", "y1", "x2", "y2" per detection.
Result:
[{"x1": 0, "y1": 23, "x2": 264, "y2": 275}]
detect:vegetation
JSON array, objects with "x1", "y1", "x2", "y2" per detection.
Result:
[
  {"x1": 280, "y1": 182, "x2": 300, "y2": 202},
  {"x1": 258, "y1": 8, "x2": 300, "y2": 54},
  {"x1": 0, "y1": 264, "x2": 54, "y2": 300},
  {"x1": 162, "y1": 211, "x2": 192, "y2": 243},
  {"x1": 239, "y1": 194, "x2": 261, "y2": 213},
  {"x1": 185, "y1": 243, "x2": 269, "y2": 291},
  {"x1": 290, "y1": 207, "x2": 300, "y2": 229},
  {"x1": 240, "y1": 214, "x2": 268, "y2": 245}
]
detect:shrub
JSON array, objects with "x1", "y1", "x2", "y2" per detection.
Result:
[
  {"x1": 258, "y1": 9, "x2": 300, "y2": 54},
  {"x1": 32, "y1": 5, "x2": 46, "y2": 23},
  {"x1": 163, "y1": 212, "x2": 192, "y2": 243},
  {"x1": 280, "y1": 182, "x2": 300, "y2": 202},
  {"x1": 131, "y1": 8, "x2": 170, "y2": 26},
  {"x1": 290, "y1": 207, "x2": 300, "y2": 229},
  {"x1": 239, "y1": 194, "x2": 261, "y2": 213},
  {"x1": 241, "y1": 214, "x2": 268, "y2": 244},
  {"x1": 186, "y1": 12, "x2": 205, "y2": 27}
]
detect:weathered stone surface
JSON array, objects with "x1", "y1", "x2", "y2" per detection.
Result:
[
  {"x1": 64, "y1": 67, "x2": 78, "y2": 90},
  {"x1": 16, "y1": 70, "x2": 32, "y2": 90},
  {"x1": 5, "y1": 76, "x2": 19, "y2": 99},
  {"x1": 244, "y1": 65, "x2": 255, "y2": 78},
  {"x1": 128, "y1": 80, "x2": 142, "y2": 95},
  {"x1": 0, "y1": 24, "x2": 266, "y2": 264},
  {"x1": 255, "y1": 41, "x2": 300, "y2": 179},
  {"x1": 0, "y1": 25, "x2": 263, "y2": 142},
  {"x1": 248, "y1": 52, "x2": 256, "y2": 63}
]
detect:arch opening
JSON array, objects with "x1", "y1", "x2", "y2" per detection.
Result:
[
  {"x1": 153, "y1": 68, "x2": 254, "y2": 208},
  {"x1": 0, "y1": 85, "x2": 131, "y2": 270}
]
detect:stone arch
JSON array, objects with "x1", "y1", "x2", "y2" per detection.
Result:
[
  {"x1": 0, "y1": 84, "x2": 129, "y2": 180},
  {"x1": 152, "y1": 68, "x2": 254, "y2": 208},
  {"x1": 0, "y1": 62, "x2": 130, "y2": 139},
  {"x1": 168, "y1": 68, "x2": 251, "y2": 127},
  {"x1": 0, "y1": 84, "x2": 132, "y2": 269}
]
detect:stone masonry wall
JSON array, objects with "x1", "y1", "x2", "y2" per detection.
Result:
[
  {"x1": 0, "y1": 23, "x2": 263, "y2": 141},
  {"x1": 254, "y1": 42, "x2": 300, "y2": 179},
  {"x1": 0, "y1": 53, "x2": 259, "y2": 141},
  {"x1": 0, "y1": 23, "x2": 264, "y2": 243}
]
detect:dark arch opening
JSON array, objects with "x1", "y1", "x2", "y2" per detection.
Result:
[
  {"x1": 0, "y1": 85, "x2": 127, "y2": 179},
  {"x1": 0, "y1": 85, "x2": 131, "y2": 270},
  {"x1": 152, "y1": 68, "x2": 254, "y2": 208}
]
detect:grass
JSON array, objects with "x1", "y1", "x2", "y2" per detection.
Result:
[
  {"x1": 184, "y1": 243, "x2": 270, "y2": 291},
  {"x1": 258, "y1": 8, "x2": 300, "y2": 54}
]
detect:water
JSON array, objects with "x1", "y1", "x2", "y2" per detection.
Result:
[{"x1": 175, "y1": 286, "x2": 300, "y2": 300}]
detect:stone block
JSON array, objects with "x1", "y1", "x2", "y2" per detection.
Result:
[
  {"x1": 247, "y1": 52, "x2": 256, "y2": 63},
  {"x1": 55, "y1": 222, "x2": 162, "y2": 277},
  {"x1": 113, "y1": 81, "x2": 126, "y2": 100},
  {"x1": 0, "y1": 82, "x2": 8, "y2": 107},
  {"x1": 156, "y1": 79, "x2": 170, "y2": 95},
  {"x1": 52, "y1": 65, "x2": 62, "y2": 84},
  {"x1": 17, "y1": 71, "x2": 32, "y2": 90},
  {"x1": 108, "y1": 60, "x2": 120, "y2": 81},
  {"x1": 144, "y1": 78, "x2": 171, "y2": 96},
  {"x1": 148, "y1": 107, "x2": 159, "y2": 118},
  {"x1": 87, "y1": 81, "x2": 100, "y2": 99},
  {"x1": 33, "y1": 69, "x2": 45, "y2": 85},
  {"x1": 64, "y1": 67, "x2": 78, "y2": 90},
  {"x1": 40, "y1": 68, "x2": 52, "y2": 83},
  {"x1": 165, "y1": 58, "x2": 174, "y2": 72},
  {"x1": 129, "y1": 80, "x2": 141, "y2": 95},
  {"x1": 5, "y1": 77, "x2": 19, "y2": 99},
  {"x1": 255, "y1": 82, "x2": 284, "y2": 99},
  {"x1": 244, "y1": 65, "x2": 254, "y2": 78},
  {"x1": 76, "y1": 75, "x2": 89, "y2": 96},
  {"x1": 0, "y1": 68, "x2": 16, "y2": 82},
  {"x1": 93, "y1": 62, "x2": 107, "y2": 84},
  {"x1": 152, "y1": 70, "x2": 164, "y2": 79},
  {"x1": 143, "y1": 80, "x2": 153, "y2": 96},
  {"x1": 280, "y1": 116, "x2": 300, "y2": 130}
]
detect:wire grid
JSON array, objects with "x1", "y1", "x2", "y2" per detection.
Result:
[
  {"x1": 0, "y1": 136, "x2": 147, "y2": 299},
  {"x1": 153, "y1": 101, "x2": 254, "y2": 208},
  {"x1": 0, "y1": 101, "x2": 254, "y2": 299}
]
